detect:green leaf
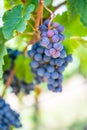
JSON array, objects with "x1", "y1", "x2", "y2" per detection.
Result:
[
  {"x1": 54, "y1": 12, "x2": 87, "y2": 37},
  {"x1": 53, "y1": 12, "x2": 87, "y2": 53},
  {"x1": 0, "y1": 28, "x2": 6, "y2": 45},
  {"x1": 3, "y1": 4, "x2": 35, "y2": 39},
  {"x1": 0, "y1": 44, "x2": 7, "y2": 78},
  {"x1": 67, "y1": 0, "x2": 87, "y2": 26},
  {"x1": 75, "y1": 46, "x2": 87, "y2": 77},
  {"x1": 44, "y1": 0, "x2": 52, "y2": 6},
  {"x1": 15, "y1": 55, "x2": 34, "y2": 83},
  {"x1": 3, "y1": 55, "x2": 11, "y2": 71}
]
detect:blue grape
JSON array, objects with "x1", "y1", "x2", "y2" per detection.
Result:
[
  {"x1": 39, "y1": 24, "x2": 47, "y2": 31},
  {"x1": 51, "y1": 71, "x2": 59, "y2": 79},
  {"x1": 34, "y1": 53, "x2": 42, "y2": 61},
  {"x1": 66, "y1": 54, "x2": 73, "y2": 62},
  {"x1": 55, "y1": 58, "x2": 65, "y2": 66},
  {"x1": 27, "y1": 50, "x2": 35, "y2": 58},
  {"x1": 58, "y1": 65, "x2": 65, "y2": 72},
  {"x1": 37, "y1": 68, "x2": 45, "y2": 77},
  {"x1": 37, "y1": 47, "x2": 44, "y2": 54},
  {"x1": 44, "y1": 19, "x2": 50, "y2": 26},
  {"x1": 41, "y1": 31, "x2": 47, "y2": 37},
  {"x1": 30, "y1": 61, "x2": 39, "y2": 68},
  {"x1": 43, "y1": 55, "x2": 51, "y2": 62},
  {"x1": 44, "y1": 72, "x2": 50, "y2": 78},
  {"x1": 47, "y1": 65, "x2": 55, "y2": 73},
  {"x1": 45, "y1": 49, "x2": 51, "y2": 56},
  {"x1": 48, "y1": 78, "x2": 55, "y2": 85},
  {"x1": 0, "y1": 98, "x2": 22, "y2": 130}
]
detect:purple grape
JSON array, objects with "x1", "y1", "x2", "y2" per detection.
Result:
[
  {"x1": 49, "y1": 48, "x2": 56, "y2": 55},
  {"x1": 40, "y1": 37, "x2": 49, "y2": 47},
  {"x1": 53, "y1": 22, "x2": 59, "y2": 28},
  {"x1": 52, "y1": 35, "x2": 59, "y2": 43},
  {"x1": 58, "y1": 25, "x2": 64, "y2": 33},
  {"x1": 52, "y1": 51, "x2": 60, "y2": 58},
  {"x1": 53, "y1": 29, "x2": 58, "y2": 35},
  {"x1": 47, "y1": 30, "x2": 54, "y2": 37}
]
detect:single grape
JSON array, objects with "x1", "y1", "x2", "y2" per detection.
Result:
[
  {"x1": 47, "y1": 65, "x2": 55, "y2": 73},
  {"x1": 34, "y1": 53, "x2": 42, "y2": 61},
  {"x1": 37, "y1": 68, "x2": 45, "y2": 77},
  {"x1": 51, "y1": 71, "x2": 59, "y2": 79},
  {"x1": 52, "y1": 35, "x2": 59, "y2": 43},
  {"x1": 47, "y1": 30, "x2": 54, "y2": 37},
  {"x1": 40, "y1": 37, "x2": 50, "y2": 47}
]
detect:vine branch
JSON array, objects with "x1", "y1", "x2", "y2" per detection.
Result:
[
  {"x1": 35, "y1": 0, "x2": 44, "y2": 31},
  {"x1": 55, "y1": 1, "x2": 67, "y2": 9},
  {"x1": 2, "y1": 67, "x2": 15, "y2": 97}
]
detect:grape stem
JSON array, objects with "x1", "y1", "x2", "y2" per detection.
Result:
[
  {"x1": 2, "y1": 67, "x2": 15, "y2": 97},
  {"x1": 48, "y1": 1, "x2": 66, "y2": 30},
  {"x1": 35, "y1": 0, "x2": 44, "y2": 31},
  {"x1": 43, "y1": 4, "x2": 53, "y2": 14}
]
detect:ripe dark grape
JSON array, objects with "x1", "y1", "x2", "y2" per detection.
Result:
[{"x1": 0, "y1": 97, "x2": 22, "y2": 130}]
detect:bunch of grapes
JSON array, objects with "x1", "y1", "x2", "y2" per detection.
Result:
[
  {"x1": 0, "y1": 97, "x2": 22, "y2": 130},
  {"x1": 28, "y1": 19, "x2": 73, "y2": 92},
  {"x1": 3, "y1": 49, "x2": 35, "y2": 95}
]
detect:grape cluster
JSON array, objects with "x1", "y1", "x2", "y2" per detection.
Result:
[
  {"x1": 3, "y1": 49, "x2": 35, "y2": 95},
  {"x1": 28, "y1": 20, "x2": 73, "y2": 92},
  {"x1": 3, "y1": 70, "x2": 35, "y2": 95},
  {"x1": 0, "y1": 97, "x2": 22, "y2": 130}
]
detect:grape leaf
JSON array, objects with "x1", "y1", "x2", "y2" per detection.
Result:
[
  {"x1": 67, "y1": 0, "x2": 87, "y2": 26},
  {"x1": 0, "y1": 28, "x2": 6, "y2": 45},
  {"x1": 3, "y1": 4, "x2": 35, "y2": 39},
  {"x1": 0, "y1": 44, "x2": 7, "y2": 78},
  {"x1": 75, "y1": 46, "x2": 87, "y2": 76},
  {"x1": 54, "y1": 12, "x2": 87, "y2": 37},
  {"x1": 44, "y1": 0, "x2": 52, "y2": 6},
  {"x1": 3, "y1": 55, "x2": 11, "y2": 71},
  {"x1": 53, "y1": 12, "x2": 87, "y2": 53},
  {"x1": 15, "y1": 55, "x2": 34, "y2": 83}
]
